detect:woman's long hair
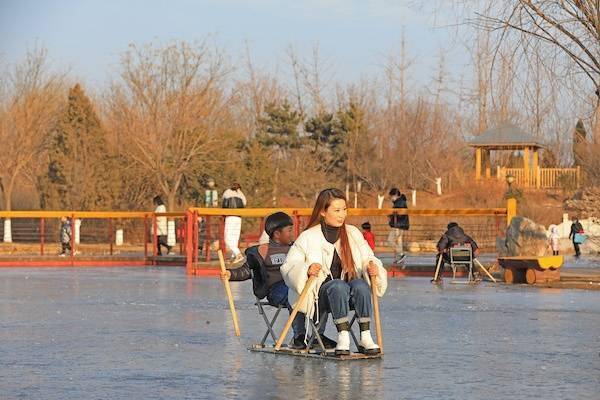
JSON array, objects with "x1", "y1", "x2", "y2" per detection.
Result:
[{"x1": 306, "y1": 188, "x2": 356, "y2": 280}]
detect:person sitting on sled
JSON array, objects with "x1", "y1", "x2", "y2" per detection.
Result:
[
  {"x1": 432, "y1": 222, "x2": 479, "y2": 283},
  {"x1": 221, "y1": 212, "x2": 312, "y2": 349},
  {"x1": 281, "y1": 188, "x2": 387, "y2": 356}
]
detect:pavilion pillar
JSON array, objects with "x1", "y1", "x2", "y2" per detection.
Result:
[
  {"x1": 533, "y1": 148, "x2": 540, "y2": 188},
  {"x1": 475, "y1": 147, "x2": 482, "y2": 180},
  {"x1": 523, "y1": 146, "x2": 530, "y2": 187},
  {"x1": 484, "y1": 149, "x2": 491, "y2": 179}
]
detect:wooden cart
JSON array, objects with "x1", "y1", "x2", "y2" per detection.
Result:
[{"x1": 498, "y1": 255, "x2": 563, "y2": 284}]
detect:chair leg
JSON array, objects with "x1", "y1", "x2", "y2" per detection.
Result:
[
  {"x1": 468, "y1": 262, "x2": 474, "y2": 283},
  {"x1": 348, "y1": 314, "x2": 360, "y2": 349},
  {"x1": 258, "y1": 303, "x2": 282, "y2": 346},
  {"x1": 307, "y1": 318, "x2": 326, "y2": 353}
]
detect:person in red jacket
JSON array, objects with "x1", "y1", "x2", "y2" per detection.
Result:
[{"x1": 361, "y1": 221, "x2": 376, "y2": 250}]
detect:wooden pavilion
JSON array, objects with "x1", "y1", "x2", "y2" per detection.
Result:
[{"x1": 468, "y1": 124, "x2": 580, "y2": 188}]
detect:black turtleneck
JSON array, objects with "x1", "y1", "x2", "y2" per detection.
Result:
[{"x1": 321, "y1": 221, "x2": 342, "y2": 280}]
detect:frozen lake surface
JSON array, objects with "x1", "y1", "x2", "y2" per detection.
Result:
[{"x1": 1, "y1": 267, "x2": 599, "y2": 399}]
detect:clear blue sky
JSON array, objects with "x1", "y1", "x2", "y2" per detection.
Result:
[{"x1": 0, "y1": 0, "x2": 467, "y2": 90}]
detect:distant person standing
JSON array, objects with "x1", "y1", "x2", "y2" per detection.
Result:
[
  {"x1": 153, "y1": 195, "x2": 172, "y2": 256},
  {"x1": 59, "y1": 216, "x2": 72, "y2": 256},
  {"x1": 361, "y1": 221, "x2": 376, "y2": 251},
  {"x1": 569, "y1": 217, "x2": 584, "y2": 258},
  {"x1": 548, "y1": 224, "x2": 560, "y2": 256},
  {"x1": 387, "y1": 188, "x2": 409, "y2": 264},
  {"x1": 222, "y1": 183, "x2": 247, "y2": 264}
]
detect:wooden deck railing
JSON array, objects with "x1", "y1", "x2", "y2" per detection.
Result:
[{"x1": 498, "y1": 166, "x2": 581, "y2": 188}]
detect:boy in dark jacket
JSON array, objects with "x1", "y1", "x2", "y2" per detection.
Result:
[
  {"x1": 432, "y1": 222, "x2": 479, "y2": 283},
  {"x1": 221, "y1": 212, "x2": 334, "y2": 349}
]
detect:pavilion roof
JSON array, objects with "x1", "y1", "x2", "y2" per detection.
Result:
[{"x1": 468, "y1": 124, "x2": 545, "y2": 149}]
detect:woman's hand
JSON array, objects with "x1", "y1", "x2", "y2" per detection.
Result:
[
  {"x1": 220, "y1": 270, "x2": 231, "y2": 281},
  {"x1": 307, "y1": 263, "x2": 322, "y2": 277},
  {"x1": 367, "y1": 261, "x2": 378, "y2": 277}
]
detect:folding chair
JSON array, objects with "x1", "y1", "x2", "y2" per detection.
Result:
[
  {"x1": 449, "y1": 246, "x2": 474, "y2": 284},
  {"x1": 255, "y1": 297, "x2": 284, "y2": 347}
]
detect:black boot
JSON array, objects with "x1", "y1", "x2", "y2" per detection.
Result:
[{"x1": 290, "y1": 335, "x2": 307, "y2": 350}]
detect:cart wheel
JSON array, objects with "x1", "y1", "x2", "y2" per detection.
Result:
[
  {"x1": 504, "y1": 268, "x2": 515, "y2": 284},
  {"x1": 525, "y1": 268, "x2": 536, "y2": 284}
]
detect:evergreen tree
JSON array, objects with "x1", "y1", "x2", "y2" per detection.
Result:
[
  {"x1": 333, "y1": 102, "x2": 372, "y2": 181},
  {"x1": 41, "y1": 83, "x2": 115, "y2": 209},
  {"x1": 257, "y1": 101, "x2": 304, "y2": 152}
]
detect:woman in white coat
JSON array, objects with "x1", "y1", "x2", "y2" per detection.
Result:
[{"x1": 281, "y1": 188, "x2": 387, "y2": 355}]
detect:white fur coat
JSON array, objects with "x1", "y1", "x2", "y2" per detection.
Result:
[{"x1": 281, "y1": 224, "x2": 388, "y2": 320}]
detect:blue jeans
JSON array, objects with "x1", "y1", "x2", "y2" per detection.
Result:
[
  {"x1": 267, "y1": 280, "x2": 306, "y2": 338},
  {"x1": 318, "y1": 279, "x2": 372, "y2": 325}
]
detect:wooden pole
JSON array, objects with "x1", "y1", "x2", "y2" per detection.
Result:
[
  {"x1": 432, "y1": 253, "x2": 443, "y2": 282},
  {"x1": 185, "y1": 210, "x2": 194, "y2": 275},
  {"x1": 523, "y1": 147, "x2": 530, "y2": 187},
  {"x1": 275, "y1": 276, "x2": 316, "y2": 350},
  {"x1": 506, "y1": 198, "x2": 517, "y2": 227},
  {"x1": 533, "y1": 149, "x2": 540, "y2": 188},
  {"x1": 40, "y1": 218, "x2": 45, "y2": 256},
  {"x1": 218, "y1": 249, "x2": 240, "y2": 337},
  {"x1": 370, "y1": 270, "x2": 384, "y2": 353},
  {"x1": 475, "y1": 147, "x2": 482, "y2": 180},
  {"x1": 474, "y1": 258, "x2": 497, "y2": 283}
]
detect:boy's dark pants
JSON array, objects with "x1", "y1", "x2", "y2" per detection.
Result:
[{"x1": 267, "y1": 280, "x2": 306, "y2": 338}]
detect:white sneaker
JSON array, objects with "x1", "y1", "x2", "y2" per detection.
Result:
[
  {"x1": 335, "y1": 330, "x2": 350, "y2": 355},
  {"x1": 59, "y1": 253, "x2": 66, "y2": 257},
  {"x1": 359, "y1": 330, "x2": 381, "y2": 354}
]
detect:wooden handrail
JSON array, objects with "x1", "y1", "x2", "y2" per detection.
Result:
[
  {"x1": 189, "y1": 207, "x2": 507, "y2": 217},
  {"x1": 0, "y1": 211, "x2": 186, "y2": 218},
  {"x1": 0, "y1": 207, "x2": 508, "y2": 219}
]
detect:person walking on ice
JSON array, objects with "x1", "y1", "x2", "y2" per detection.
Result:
[
  {"x1": 281, "y1": 188, "x2": 387, "y2": 356},
  {"x1": 222, "y1": 183, "x2": 247, "y2": 264},
  {"x1": 153, "y1": 195, "x2": 172, "y2": 256},
  {"x1": 387, "y1": 188, "x2": 409, "y2": 265}
]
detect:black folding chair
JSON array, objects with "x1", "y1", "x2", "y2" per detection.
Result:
[
  {"x1": 255, "y1": 298, "x2": 284, "y2": 347},
  {"x1": 449, "y1": 246, "x2": 474, "y2": 284}
]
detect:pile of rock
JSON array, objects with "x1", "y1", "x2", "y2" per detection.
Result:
[{"x1": 564, "y1": 187, "x2": 600, "y2": 219}]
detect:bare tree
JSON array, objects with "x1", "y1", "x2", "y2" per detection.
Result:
[
  {"x1": 106, "y1": 40, "x2": 234, "y2": 210},
  {"x1": 0, "y1": 48, "x2": 64, "y2": 212},
  {"x1": 477, "y1": 1, "x2": 600, "y2": 142}
]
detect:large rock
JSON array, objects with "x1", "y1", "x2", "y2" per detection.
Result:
[{"x1": 497, "y1": 216, "x2": 549, "y2": 257}]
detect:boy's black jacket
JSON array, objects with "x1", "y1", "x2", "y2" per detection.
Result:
[{"x1": 228, "y1": 245, "x2": 269, "y2": 299}]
